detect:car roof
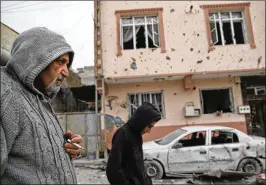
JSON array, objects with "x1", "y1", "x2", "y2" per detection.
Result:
[{"x1": 180, "y1": 125, "x2": 235, "y2": 132}]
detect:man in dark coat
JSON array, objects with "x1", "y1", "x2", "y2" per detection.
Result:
[{"x1": 106, "y1": 102, "x2": 162, "y2": 185}]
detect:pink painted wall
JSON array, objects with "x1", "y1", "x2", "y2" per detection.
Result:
[
  {"x1": 104, "y1": 77, "x2": 245, "y2": 127},
  {"x1": 100, "y1": 1, "x2": 265, "y2": 78}
]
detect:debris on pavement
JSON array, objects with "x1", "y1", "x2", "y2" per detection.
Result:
[
  {"x1": 75, "y1": 166, "x2": 262, "y2": 184},
  {"x1": 74, "y1": 158, "x2": 263, "y2": 184},
  {"x1": 194, "y1": 169, "x2": 255, "y2": 180},
  {"x1": 190, "y1": 169, "x2": 258, "y2": 185}
]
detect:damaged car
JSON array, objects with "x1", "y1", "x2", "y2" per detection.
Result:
[{"x1": 143, "y1": 126, "x2": 265, "y2": 179}]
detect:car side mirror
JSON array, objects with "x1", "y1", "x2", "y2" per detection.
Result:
[{"x1": 172, "y1": 143, "x2": 183, "y2": 149}]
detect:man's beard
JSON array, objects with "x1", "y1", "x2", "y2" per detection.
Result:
[{"x1": 44, "y1": 74, "x2": 64, "y2": 99}]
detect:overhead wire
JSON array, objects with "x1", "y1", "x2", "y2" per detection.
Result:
[
  {"x1": 64, "y1": 7, "x2": 93, "y2": 58},
  {"x1": 63, "y1": 6, "x2": 90, "y2": 36},
  {"x1": 1, "y1": 2, "x2": 88, "y2": 13},
  {"x1": 1, "y1": 1, "x2": 28, "y2": 8},
  {"x1": 1, "y1": 1, "x2": 45, "y2": 12}
]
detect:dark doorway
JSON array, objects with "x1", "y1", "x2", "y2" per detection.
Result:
[
  {"x1": 249, "y1": 101, "x2": 266, "y2": 137},
  {"x1": 241, "y1": 76, "x2": 266, "y2": 137}
]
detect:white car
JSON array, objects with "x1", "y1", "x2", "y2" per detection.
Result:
[{"x1": 143, "y1": 125, "x2": 265, "y2": 179}]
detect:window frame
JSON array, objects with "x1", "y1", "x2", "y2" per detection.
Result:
[
  {"x1": 211, "y1": 129, "x2": 240, "y2": 145},
  {"x1": 246, "y1": 86, "x2": 266, "y2": 96},
  {"x1": 115, "y1": 8, "x2": 166, "y2": 56},
  {"x1": 120, "y1": 15, "x2": 160, "y2": 50},
  {"x1": 127, "y1": 91, "x2": 166, "y2": 118},
  {"x1": 200, "y1": 2, "x2": 256, "y2": 52},
  {"x1": 209, "y1": 11, "x2": 248, "y2": 46},
  {"x1": 177, "y1": 131, "x2": 207, "y2": 148},
  {"x1": 199, "y1": 87, "x2": 235, "y2": 114}
]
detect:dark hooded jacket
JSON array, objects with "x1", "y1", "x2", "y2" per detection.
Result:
[{"x1": 106, "y1": 102, "x2": 161, "y2": 185}]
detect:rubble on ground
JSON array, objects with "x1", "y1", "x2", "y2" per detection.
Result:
[
  {"x1": 74, "y1": 158, "x2": 263, "y2": 184},
  {"x1": 190, "y1": 169, "x2": 260, "y2": 184}
]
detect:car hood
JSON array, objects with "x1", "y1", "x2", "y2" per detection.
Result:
[{"x1": 142, "y1": 140, "x2": 162, "y2": 150}]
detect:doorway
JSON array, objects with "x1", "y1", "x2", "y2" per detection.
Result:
[{"x1": 249, "y1": 100, "x2": 266, "y2": 137}]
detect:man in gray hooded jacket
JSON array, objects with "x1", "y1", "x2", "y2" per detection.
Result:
[{"x1": 1, "y1": 27, "x2": 82, "y2": 184}]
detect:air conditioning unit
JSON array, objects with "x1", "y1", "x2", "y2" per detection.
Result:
[
  {"x1": 184, "y1": 106, "x2": 201, "y2": 117},
  {"x1": 238, "y1": 105, "x2": 251, "y2": 114}
]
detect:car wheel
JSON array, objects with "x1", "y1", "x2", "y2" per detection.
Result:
[
  {"x1": 144, "y1": 160, "x2": 164, "y2": 179},
  {"x1": 237, "y1": 158, "x2": 262, "y2": 174}
]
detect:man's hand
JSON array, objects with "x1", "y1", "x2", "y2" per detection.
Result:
[{"x1": 64, "y1": 130, "x2": 83, "y2": 159}]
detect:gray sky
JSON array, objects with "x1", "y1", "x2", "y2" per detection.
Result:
[{"x1": 1, "y1": 1, "x2": 94, "y2": 71}]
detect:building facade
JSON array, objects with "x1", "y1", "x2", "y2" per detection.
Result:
[
  {"x1": 1, "y1": 22, "x2": 18, "y2": 52},
  {"x1": 95, "y1": 1, "x2": 265, "y2": 143},
  {"x1": 1, "y1": 22, "x2": 19, "y2": 65},
  {"x1": 77, "y1": 66, "x2": 95, "y2": 85}
]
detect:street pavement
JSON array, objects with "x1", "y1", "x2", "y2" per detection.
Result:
[
  {"x1": 73, "y1": 158, "x2": 257, "y2": 184},
  {"x1": 75, "y1": 167, "x2": 191, "y2": 184},
  {"x1": 75, "y1": 167, "x2": 256, "y2": 184}
]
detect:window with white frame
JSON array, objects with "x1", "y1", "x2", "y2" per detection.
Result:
[
  {"x1": 121, "y1": 16, "x2": 160, "y2": 50},
  {"x1": 200, "y1": 88, "x2": 234, "y2": 114},
  {"x1": 246, "y1": 86, "x2": 266, "y2": 96},
  {"x1": 209, "y1": 11, "x2": 247, "y2": 46},
  {"x1": 128, "y1": 92, "x2": 164, "y2": 117}
]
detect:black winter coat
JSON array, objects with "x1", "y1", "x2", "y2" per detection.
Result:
[{"x1": 106, "y1": 102, "x2": 161, "y2": 185}]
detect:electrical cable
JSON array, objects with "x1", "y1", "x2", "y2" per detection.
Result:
[
  {"x1": 1, "y1": 1, "x2": 45, "y2": 12},
  {"x1": 1, "y1": 1, "x2": 28, "y2": 8},
  {"x1": 1, "y1": 2, "x2": 88, "y2": 13},
  {"x1": 63, "y1": 6, "x2": 89, "y2": 36}
]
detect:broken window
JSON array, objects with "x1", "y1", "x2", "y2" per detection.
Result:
[
  {"x1": 128, "y1": 92, "x2": 164, "y2": 117},
  {"x1": 209, "y1": 11, "x2": 247, "y2": 46},
  {"x1": 155, "y1": 129, "x2": 186, "y2": 145},
  {"x1": 246, "y1": 86, "x2": 266, "y2": 96},
  {"x1": 200, "y1": 88, "x2": 234, "y2": 114},
  {"x1": 121, "y1": 16, "x2": 160, "y2": 50},
  {"x1": 211, "y1": 130, "x2": 239, "y2": 144},
  {"x1": 178, "y1": 131, "x2": 206, "y2": 147}
]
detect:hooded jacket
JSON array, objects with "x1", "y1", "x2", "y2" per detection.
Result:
[
  {"x1": 0, "y1": 27, "x2": 76, "y2": 184},
  {"x1": 106, "y1": 102, "x2": 161, "y2": 185}
]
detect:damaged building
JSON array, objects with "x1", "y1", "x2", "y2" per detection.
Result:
[
  {"x1": 94, "y1": 1, "x2": 265, "y2": 150},
  {"x1": 77, "y1": 66, "x2": 95, "y2": 86}
]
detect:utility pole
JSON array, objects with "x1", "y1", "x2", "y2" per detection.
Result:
[{"x1": 94, "y1": 0, "x2": 108, "y2": 159}]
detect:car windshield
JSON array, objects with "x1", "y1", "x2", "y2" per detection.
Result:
[{"x1": 155, "y1": 129, "x2": 187, "y2": 145}]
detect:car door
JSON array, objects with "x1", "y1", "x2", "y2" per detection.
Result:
[
  {"x1": 208, "y1": 129, "x2": 244, "y2": 171},
  {"x1": 168, "y1": 130, "x2": 210, "y2": 173}
]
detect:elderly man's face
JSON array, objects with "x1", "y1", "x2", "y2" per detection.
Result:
[{"x1": 37, "y1": 53, "x2": 69, "y2": 89}]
